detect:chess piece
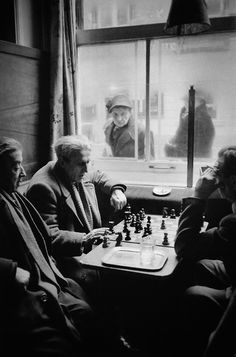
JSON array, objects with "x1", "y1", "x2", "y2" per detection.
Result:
[
  {"x1": 162, "y1": 232, "x2": 170, "y2": 246},
  {"x1": 170, "y1": 209, "x2": 176, "y2": 219},
  {"x1": 142, "y1": 227, "x2": 149, "y2": 237},
  {"x1": 102, "y1": 236, "x2": 109, "y2": 248},
  {"x1": 115, "y1": 232, "x2": 123, "y2": 246},
  {"x1": 125, "y1": 229, "x2": 131, "y2": 241},
  {"x1": 124, "y1": 203, "x2": 132, "y2": 222},
  {"x1": 123, "y1": 221, "x2": 128, "y2": 233},
  {"x1": 139, "y1": 208, "x2": 146, "y2": 220},
  {"x1": 138, "y1": 220, "x2": 143, "y2": 231},
  {"x1": 162, "y1": 207, "x2": 168, "y2": 218},
  {"x1": 147, "y1": 216, "x2": 151, "y2": 224},
  {"x1": 160, "y1": 219, "x2": 166, "y2": 230},
  {"x1": 126, "y1": 203, "x2": 131, "y2": 213},
  {"x1": 134, "y1": 221, "x2": 141, "y2": 233},
  {"x1": 146, "y1": 223, "x2": 152, "y2": 235},
  {"x1": 108, "y1": 220, "x2": 115, "y2": 234},
  {"x1": 130, "y1": 214, "x2": 136, "y2": 227}
]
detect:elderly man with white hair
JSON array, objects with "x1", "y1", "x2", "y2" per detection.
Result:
[{"x1": 26, "y1": 134, "x2": 127, "y2": 297}]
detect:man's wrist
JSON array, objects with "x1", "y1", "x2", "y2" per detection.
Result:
[{"x1": 111, "y1": 185, "x2": 125, "y2": 193}]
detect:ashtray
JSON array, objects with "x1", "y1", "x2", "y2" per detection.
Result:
[{"x1": 152, "y1": 186, "x2": 172, "y2": 196}]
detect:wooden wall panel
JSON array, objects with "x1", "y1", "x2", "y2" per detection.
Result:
[{"x1": 0, "y1": 41, "x2": 50, "y2": 179}]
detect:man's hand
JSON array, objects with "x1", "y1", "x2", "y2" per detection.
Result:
[
  {"x1": 110, "y1": 189, "x2": 127, "y2": 211},
  {"x1": 194, "y1": 166, "x2": 219, "y2": 200},
  {"x1": 15, "y1": 267, "x2": 30, "y2": 290},
  {"x1": 83, "y1": 228, "x2": 108, "y2": 253}
]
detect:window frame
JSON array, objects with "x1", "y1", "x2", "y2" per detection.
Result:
[{"x1": 77, "y1": 0, "x2": 236, "y2": 187}]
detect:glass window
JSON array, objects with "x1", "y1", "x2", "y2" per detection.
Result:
[
  {"x1": 78, "y1": 32, "x2": 236, "y2": 186},
  {"x1": 150, "y1": 32, "x2": 236, "y2": 185},
  {"x1": 82, "y1": 0, "x2": 171, "y2": 29},
  {"x1": 78, "y1": 41, "x2": 146, "y2": 158},
  {"x1": 82, "y1": 0, "x2": 236, "y2": 30}
]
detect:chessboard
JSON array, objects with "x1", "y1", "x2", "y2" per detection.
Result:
[{"x1": 105, "y1": 205, "x2": 180, "y2": 248}]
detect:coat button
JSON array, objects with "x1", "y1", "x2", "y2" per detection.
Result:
[{"x1": 40, "y1": 292, "x2": 48, "y2": 303}]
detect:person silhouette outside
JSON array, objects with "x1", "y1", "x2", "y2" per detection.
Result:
[{"x1": 165, "y1": 94, "x2": 215, "y2": 158}]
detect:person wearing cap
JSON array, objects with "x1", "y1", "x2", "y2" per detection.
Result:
[
  {"x1": 104, "y1": 94, "x2": 155, "y2": 159},
  {"x1": 164, "y1": 94, "x2": 215, "y2": 158}
]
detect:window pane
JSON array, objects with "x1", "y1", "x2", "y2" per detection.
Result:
[
  {"x1": 150, "y1": 33, "x2": 236, "y2": 185},
  {"x1": 82, "y1": 0, "x2": 236, "y2": 30},
  {"x1": 78, "y1": 32, "x2": 236, "y2": 186},
  {"x1": 82, "y1": 0, "x2": 171, "y2": 29},
  {"x1": 78, "y1": 41, "x2": 146, "y2": 163}
]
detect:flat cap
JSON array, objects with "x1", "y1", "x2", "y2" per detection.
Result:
[{"x1": 109, "y1": 95, "x2": 132, "y2": 112}]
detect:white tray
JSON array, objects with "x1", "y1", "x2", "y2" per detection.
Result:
[{"x1": 102, "y1": 246, "x2": 168, "y2": 271}]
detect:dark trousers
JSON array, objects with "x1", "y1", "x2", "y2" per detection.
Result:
[{"x1": 161, "y1": 259, "x2": 231, "y2": 357}]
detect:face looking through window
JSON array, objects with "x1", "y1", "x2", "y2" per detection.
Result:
[{"x1": 111, "y1": 107, "x2": 131, "y2": 128}]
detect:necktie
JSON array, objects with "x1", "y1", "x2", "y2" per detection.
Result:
[{"x1": 72, "y1": 182, "x2": 93, "y2": 231}]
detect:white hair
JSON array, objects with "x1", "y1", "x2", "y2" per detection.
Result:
[{"x1": 54, "y1": 135, "x2": 91, "y2": 161}]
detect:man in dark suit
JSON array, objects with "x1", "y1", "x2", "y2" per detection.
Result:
[
  {"x1": 167, "y1": 146, "x2": 236, "y2": 357},
  {"x1": 26, "y1": 134, "x2": 127, "y2": 301},
  {"x1": 0, "y1": 136, "x2": 135, "y2": 357}
]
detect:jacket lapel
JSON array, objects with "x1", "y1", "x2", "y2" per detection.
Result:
[
  {"x1": 1, "y1": 194, "x2": 60, "y2": 290},
  {"x1": 52, "y1": 164, "x2": 86, "y2": 228}
]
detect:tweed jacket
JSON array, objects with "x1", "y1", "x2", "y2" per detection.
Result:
[
  {"x1": 26, "y1": 161, "x2": 126, "y2": 257},
  {"x1": 0, "y1": 190, "x2": 82, "y2": 343}
]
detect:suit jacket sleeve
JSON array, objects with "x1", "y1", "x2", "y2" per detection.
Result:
[
  {"x1": 174, "y1": 197, "x2": 230, "y2": 261},
  {"x1": 90, "y1": 169, "x2": 126, "y2": 194},
  {"x1": 26, "y1": 182, "x2": 85, "y2": 257}
]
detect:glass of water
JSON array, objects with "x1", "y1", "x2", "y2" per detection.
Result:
[{"x1": 140, "y1": 235, "x2": 156, "y2": 266}]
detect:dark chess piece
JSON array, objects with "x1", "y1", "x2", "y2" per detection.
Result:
[
  {"x1": 115, "y1": 232, "x2": 123, "y2": 246},
  {"x1": 138, "y1": 220, "x2": 143, "y2": 231},
  {"x1": 125, "y1": 229, "x2": 131, "y2": 241},
  {"x1": 146, "y1": 223, "x2": 152, "y2": 235},
  {"x1": 147, "y1": 216, "x2": 151, "y2": 224},
  {"x1": 170, "y1": 209, "x2": 176, "y2": 219},
  {"x1": 142, "y1": 227, "x2": 149, "y2": 237},
  {"x1": 162, "y1": 207, "x2": 169, "y2": 218},
  {"x1": 160, "y1": 219, "x2": 166, "y2": 230},
  {"x1": 123, "y1": 221, "x2": 128, "y2": 233},
  {"x1": 134, "y1": 221, "x2": 141, "y2": 233},
  {"x1": 139, "y1": 208, "x2": 146, "y2": 220},
  {"x1": 162, "y1": 232, "x2": 170, "y2": 246},
  {"x1": 124, "y1": 203, "x2": 132, "y2": 222},
  {"x1": 126, "y1": 203, "x2": 131, "y2": 213},
  {"x1": 108, "y1": 220, "x2": 115, "y2": 234},
  {"x1": 102, "y1": 236, "x2": 110, "y2": 248},
  {"x1": 130, "y1": 214, "x2": 136, "y2": 227}
]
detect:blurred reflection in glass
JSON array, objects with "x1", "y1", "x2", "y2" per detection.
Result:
[{"x1": 164, "y1": 92, "x2": 215, "y2": 158}]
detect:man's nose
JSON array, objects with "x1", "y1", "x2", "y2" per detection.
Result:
[
  {"x1": 20, "y1": 165, "x2": 26, "y2": 177},
  {"x1": 82, "y1": 163, "x2": 88, "y2": 173}
]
